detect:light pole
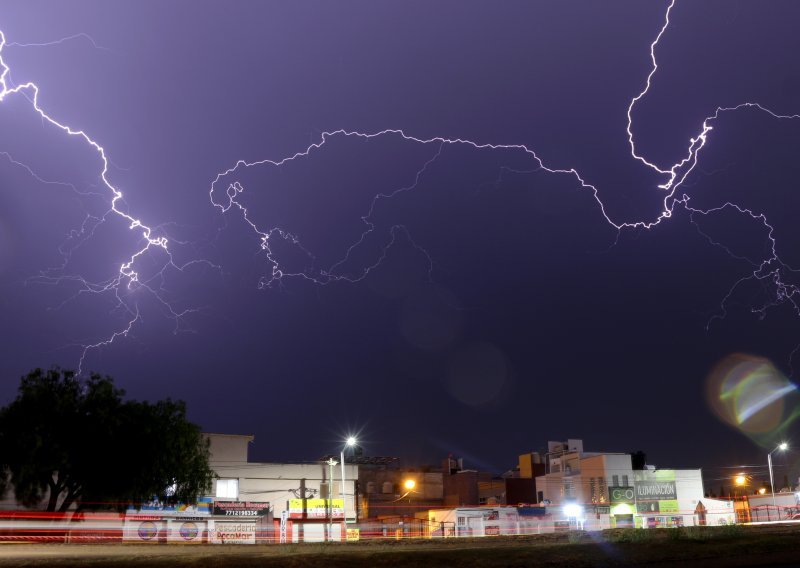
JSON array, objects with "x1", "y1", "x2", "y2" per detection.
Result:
[
  {"x1": 326, "y1": 457, "x2": 338, "y2": 541},
  {"x1": 341, "y1": 436, "x2": 357, "y2": 530},
  {"x1": 734, "y1": 474, "x2": 748, "y2": 523},
  {"x1": 767, "y1": 442, "x2": 788, "y2": 511}
]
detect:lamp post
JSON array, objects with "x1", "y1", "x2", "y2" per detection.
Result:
[
  {"x1": 767, "y1": 442, "x2": 788, "y2": 511},
  {"x1": 734, "y1": 474, "x2": 748, "y2": 523},
  {"x1": 341, "y1": 436, "x2": 357, "y2": 530},
  {"x1": 326, "y1": 457, "x2": 338, "y2": 541}
]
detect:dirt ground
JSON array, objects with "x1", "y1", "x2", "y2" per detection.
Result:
[{"x1": 0, "y1": 523, "x2": 798, "y2": 567}]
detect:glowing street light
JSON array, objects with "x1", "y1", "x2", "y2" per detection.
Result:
[
  {"x1": 767, "y1": 442, "x2": 789, "y2": 509},
  {"x1": 734, "y1": 474, "x2": 746, "y2": 487},
  {"x1": 563, "y1": 503, "x2": 584, "y2": 530},
  {"x1": 341, "y1": 436, "x2": 357, "y2": 530},
  {"x1": 403, "y1": 479, "x2": 416, "y2": 491}
]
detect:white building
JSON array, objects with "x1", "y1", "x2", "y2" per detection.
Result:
[
  {"x1": 123, "y1": 433, "x2": 359, "y2": 544},
  {"x1": 534, "y1": 439, "x2": 720, "y2": 530},
  {"x1": 633, "y1": 468, "x2": 705, "y2": 528},
  {"x1": 423, "y1": 506, "x2": 552, "y2": 537}
]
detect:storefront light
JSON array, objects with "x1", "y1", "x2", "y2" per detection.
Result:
[{"x1": 611, "y1": 503, "x2": 634, "y2": 516}]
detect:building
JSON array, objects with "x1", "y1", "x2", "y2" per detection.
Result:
[
  {"x1": 633, "y1": 468, "x2": 705, "y2": 528},
  {"x1": 122, "y1": 433, "x2": 361, "y2": 544},
  {"x1": 422, "y1": 506, "x2": 552, "y2": 537},
  {"x1": 355, "y1": 458, "x2": 445, "y2": 520},
  {"x1": 534, "y1": 439, "x2": 718, "y2": 530},
  {"x1": 746, "y1": 491, "x2": 800, "y2": 522},
  {"x1": 535, "y1": 439, "x2": 634, "y2": 529}
]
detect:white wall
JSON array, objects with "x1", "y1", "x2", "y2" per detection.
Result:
[{"x1": 210, "y1": 462, "x2": 359, "y2": 520}]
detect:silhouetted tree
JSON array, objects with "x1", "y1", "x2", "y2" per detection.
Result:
[{"x1": 0, "y1": 368, "x2": 214, "y2": 512}]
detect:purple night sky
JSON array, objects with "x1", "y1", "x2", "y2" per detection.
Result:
[{"x1": 1, "y1": 1, "x2": 799, "y2": 483}]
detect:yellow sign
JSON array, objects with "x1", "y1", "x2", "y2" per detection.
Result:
[
  {"x1": 346, "y1": 528, "x2": 360, "y2": 541},
  {"x1": 288, "y1": 498, "x2": 344, "y2": 519}
]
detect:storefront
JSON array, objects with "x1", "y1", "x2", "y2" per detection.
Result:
[{"x1": 633, "y1": 469, "x2": 703, "y2": 528}]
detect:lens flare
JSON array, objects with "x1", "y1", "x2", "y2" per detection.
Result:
[{"x1": 706, "y1": 354, "x2": 800, "y2": 446}]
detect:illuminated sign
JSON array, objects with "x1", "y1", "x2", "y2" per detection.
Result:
[
  {"x1": 608, "y1": 486, "x2": 635, "y2": 504},
  {"x1": 213, "y1": 501, "x2": 270, "y2": 517},
  {"x1": 634, "y1": 470, "x2": 678, "y2": 514},
  {"x1": 288, "y1": 498, "x2": 344, "y2": 519}
]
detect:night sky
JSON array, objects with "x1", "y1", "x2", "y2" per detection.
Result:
[{"x1": 1, "y1": 1, "x2": 799, "y2": 486}]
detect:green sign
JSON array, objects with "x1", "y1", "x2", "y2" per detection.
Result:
[
  {"x1": 634, "y1": 470, "x2": 679, "y2": 514},
  {"x1": 608, "y1": 486, "x2": 635, "y2": 504}
]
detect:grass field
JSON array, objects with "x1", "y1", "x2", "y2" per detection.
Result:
[{"x1": 0, "y1": 524, "x2": 798, "y2": 567}]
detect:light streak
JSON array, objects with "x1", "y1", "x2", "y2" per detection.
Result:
[
  {"x1": 210, "y1": 1, "x2": 800, "y2": 370},
  {"x1": 0, "y1": 30, "x2": 211, "y2": 372}
]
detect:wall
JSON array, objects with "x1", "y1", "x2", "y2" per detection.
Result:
[
  {"x1": 210, "y1": 461, "x2": 359, "y2": 521},
  {"x1": 204, "y1": 433, "x2": 253, "y2": 464}
]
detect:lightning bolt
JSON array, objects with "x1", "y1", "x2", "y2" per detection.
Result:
[
  {"x1": 3, "y1": 32, "x2": 109, "y2": 51},
  {"x1": 210, "y1": 1, "x2": 800, "y2": 369},
  {"x1": 0, "y1": 30, "x2": 213, "y2": 372}
]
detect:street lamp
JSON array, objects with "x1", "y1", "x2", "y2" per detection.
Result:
[
  {"x1": 403, "y1": 479, "x2": 416, "y2": 491},
  {"x1": 767, "y1": 442, "x2": 788, "y2": 510},
  {"x1": 733, "y1": 474, "x2": 749, "y2": 523},
  {"x1": 341, "y1": 436, "x2": 357, "y2": 529},
  {"x1": 326, "y1": 457, "x2": 338, "y2": 541}
]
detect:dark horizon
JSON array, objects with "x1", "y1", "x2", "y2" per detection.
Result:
[{"x1": 0, "y1": 1, "x2": 798, "y2": 487}]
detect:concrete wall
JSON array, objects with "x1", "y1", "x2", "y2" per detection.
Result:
[
  {"x1": 204, "y1": 433, "x2": 253, "y2": 464},
  {"x1": 210, "y1": 461, "x2": 359, "y2": 520}
]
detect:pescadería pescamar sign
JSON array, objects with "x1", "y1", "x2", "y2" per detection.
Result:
[{"x1": 213, "y1": 501, "x2": 271, "y2": 517}]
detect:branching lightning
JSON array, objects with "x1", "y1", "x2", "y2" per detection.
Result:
[
  {"x1": 210, "y1": 1, "x2": 800, "y2": 368},
  {"x1": 0, "y1": 30, "x2": 211, "y2": 372},
  {"x1": 3, "y1": 2, "x2": 799, "y2": 375}
]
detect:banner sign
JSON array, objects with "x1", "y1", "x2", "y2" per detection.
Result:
[
  {"x1": 634, "y1": 470, "x2": 678, "y2": 514},
  {"x1": 213, "y1": 501, "x2": 270, "y2": 517},
  {"x1": 288, "y1": 498, "x2": 344, "y2": 519},
  {"x1": 128, "y1": 496, "x2": 212, "y2": 516},
  {"x1": 635, "y1": 481, "x2": 677, "y2": 502}
]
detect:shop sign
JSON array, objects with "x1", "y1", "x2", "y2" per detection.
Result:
[
  {"x1": 288, "y1": 498, "x2": 344, "y2": 519},
  {"x1": 608, "y1": 486, "x2": 635, "y2": 504},
  {"x1": 213, "y1": 501, "x2": 270, "y2": 517},
  {"x1": 213, "y1": 522, "x2": 256, "y2": 544},
  {"x1": 635, "y1": 481, "x2": 677, "y2": 501}
]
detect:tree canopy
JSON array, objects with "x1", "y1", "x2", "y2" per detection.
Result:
[{"x1": 0, "y1": 368, "x2": 214, "y2": 512}]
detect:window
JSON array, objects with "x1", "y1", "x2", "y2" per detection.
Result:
[
  {"x1": 612, "y1": 475, "x2": 619, "y2": 487},
  {"x1": 622, "y1": 475, "x2": 629, "y2": 487},
  {"x1": 590, "y1": 478, "x2": 598, "y2": 503},
  {"x1": 215, "y1": 479, "x2": 238, "y2": 499}
]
